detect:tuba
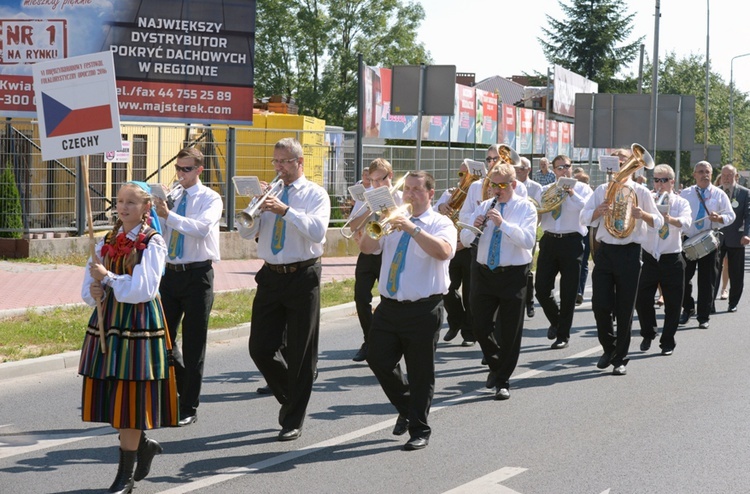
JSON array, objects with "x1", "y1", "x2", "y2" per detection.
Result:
[
  {"x1": 445, "y1": 164, "x2": 482, "y2": 224},
  {"x1": 603, "y1": 143, "x2": 655, "y2": 238},
  {"x1": 481, "y1": 145, "x2": 521, "y2": 200}
]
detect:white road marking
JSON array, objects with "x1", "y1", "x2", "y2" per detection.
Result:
[
  {"x1": 442, "y1": 466, "x2": 527, "y2": 493},
  {"x1": 0, "y1": 426, "x2": 111, "y2": 460}
]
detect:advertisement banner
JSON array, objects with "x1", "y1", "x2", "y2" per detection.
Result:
[
  {"x1": 498, "y1": 104, "x2": 516, "y2": 148},
  {"x1": 518, "y1": 108, "x2": 533, "y2": 155},
  {"x1": 375, "y1": 67, "x2": 419, "y2": 140},
  {"x1": 0, "y1": 0, "x2": 256, "y2": 124},
  {"x1": 559, "y1": 122, "x2": 571, "y2": 157},
  {"x1": 553, "y1": 65, "x2": 598, "y2": 118},
  {"x1": 547, "y1": 120, "x2": 559, "y2": 159},
  {"x1": 475, "y1": 88, "x2": 497, "y2": 145},
  {"x1": 533, "y1": 109, "x2": 546, "y2": 155},
  {"x1": 453, "y1": 84, "x2": 476, "y2": 143}
]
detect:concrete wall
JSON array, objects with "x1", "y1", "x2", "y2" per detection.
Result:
[{"x1": 27, "y1": 229, "x2": 362, "y2": 260}]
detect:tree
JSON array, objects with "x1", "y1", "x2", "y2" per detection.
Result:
[
  {"x1": 538, "y1": 0, "x2": 643, "y2": 93},
  {"x1": 254, "y1": 0, "x2": 430, "y2": 129},
  {"x1": 0, "y1": 162, "x2": 23, "y2": 239}
]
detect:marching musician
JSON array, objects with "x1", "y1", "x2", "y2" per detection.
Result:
[
  {"x1": 358, "y1": 171, "x2": 456, "y2": 451},
  {"x1": 581, "y1": 150, "x2": 663, "y2": 375},
  {"x1": 435, "y1": 160, "x2": 479, "y2": 346},
  {"x1": 679, "y1": 161, "x2": 735, "y2": 329},
  {"x1": 238, "y1": 137, "x2": 331, "y2": 441},
  {"x1": 635, "y1": 164, "x2": 692, "y2": 355},
  {"x1": 535, "y1": 154, "x2": 593, "y2": 349},
  {"x1": 514, "y1": 157, "x2": 542, "y2": 319},
  {"x1": 467, "y1": 164, "x2": 537, "y2": 400},
  {"x1": 713, "y1": 164, "x2": 750, "y2": 313},
  {"x1": 350, "y1": 158, "x2": 402, "y2": 362}
]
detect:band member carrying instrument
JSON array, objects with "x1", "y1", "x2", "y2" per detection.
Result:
[
  {"x1": 535, "y1": 154, "x2": 593, "y2": 349},
  {"x1": 635, "y1": 164, "x2": 692, "y2": 355},
  {"x1": 466, "y1": 163, "x2": 537, "y2": 400},
  {"x1": 514, "y1": 157, "x2": 542, "y2": 319},
  {"x1": 358, "y1": 171, "x2": 456, "y2": 451},
  {"x1": 435, "y1": 159, "x2": 482, "y2": 346},
  {"x1": 581, "y1": 144, "x2": 662, "y2": 376},
  {"x1": 678, "y1": 161, "x2": 735, "y2": 329}
]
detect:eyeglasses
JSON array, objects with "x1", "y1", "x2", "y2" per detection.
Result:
[
  {"x1": 653, "y1": 177, "x2": 671, "y2": 183},
  {"x1": 489, "y1": 182, "x2": 511, "y2": 190},
  {"x1": 555, "y1": 164, "x2": 572, "y2": 170},
  {"x1": 175, "y1": 164, "x2": 198, "y2": 173},
  {"x1": 271, "y1": 158, "x2": 299, "y2": 166},
  {"x1": 485, "y1": 156, "x2": 500, "y2": 163}
]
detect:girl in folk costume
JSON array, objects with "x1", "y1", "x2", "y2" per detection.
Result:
[{"x1": 79, "y1": 181, "x2": 178, "y2": 493}]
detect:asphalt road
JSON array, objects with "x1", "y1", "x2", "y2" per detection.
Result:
[{"x1": 1, "y1": 275, "x2": 749, "y2": 494}]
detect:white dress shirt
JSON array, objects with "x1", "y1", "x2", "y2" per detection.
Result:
[
  {"x1": 239, "y1": 175, "x2": 331, "y2": 264},
  {"x1": 521, "y1": 178, "x2": 543, "y2": 205},
  {"x1": 458, "y1": 179, "x2": 527, "y2": 247},
  {"x1": 377, "y1": 207, "x2": 456, "y2": 301},
  {"x1": 163, "y1": 179, "x2": 222, "y2": 263},
  {"x1": 641, "y1": 193, "x2": 692, "y2": 260},
  {"x1": 680, "y1": 184, "x2": 736, "y2": 238},
  {"x1": 82, "y1": 226, "x2": 166, "y2": 306},
  {"x1": 539, "y1": 181, "x2": 593, "y2": 236},
  {"x1": 471, "y1": 194, "x2": 537, "y2": 267},
  {"x1": 581, "y1": 179, "x2": 664, "y2": 245}
]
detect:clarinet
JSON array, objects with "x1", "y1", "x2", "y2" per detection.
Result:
[{"x1": 470, "y1": 198, "x2": 497, "y2": 249}]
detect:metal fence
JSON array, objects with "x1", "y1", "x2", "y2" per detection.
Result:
[{"x1": 0, "y1": 119, "x2": 609, "y2": 237}]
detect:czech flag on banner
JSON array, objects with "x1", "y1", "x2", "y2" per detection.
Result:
[{"x1": 41, "y1": 81, "x2": 113, "y2": 138}]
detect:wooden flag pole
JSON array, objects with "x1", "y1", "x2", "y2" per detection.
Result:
[{"x1": 81, "y1": 155, "x2": 107, "y2": 354}]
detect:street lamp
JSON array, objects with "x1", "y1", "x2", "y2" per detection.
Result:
[{"x1": 730, "y1": 52, "x2": 750, "y2": 164}]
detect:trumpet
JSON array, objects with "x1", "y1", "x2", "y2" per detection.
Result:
[
  {"x1": 236, "y1": 174, "x2": 284, "y2": 228},
  {"x1": 341, "y1": 174, "x2": 407, "y2": 239},
  {"x1": 366, "y1": 203, "x2": 414, "y2": 239}
]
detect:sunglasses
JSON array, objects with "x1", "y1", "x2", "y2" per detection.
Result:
[
  {"x1": 653, "y1": 177, "x2": 671, "y2": 183},
  {"x1": 489, "y1": 182, "x2": 511, "y2": 190},
  {"x1": 555, "y1": 164, "x2": 572, "y2": 170},
  {"x1": 175, "y1": 164, "x2": 198, "y2": 173},
  {"x1": 485, "y1": 156, "x2": 500, "y2": 163}
]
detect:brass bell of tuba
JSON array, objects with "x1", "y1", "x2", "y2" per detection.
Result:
[
  {"x1": 603, "y1": 143, "x2": 655, "y2": 238},
  {"x1": 481, "y1": 145, "x2": 521, "y2": 200},
  {"x1": 445, "y1": 163, "x2": 482, "y2": 224}
]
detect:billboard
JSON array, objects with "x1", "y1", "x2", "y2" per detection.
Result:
[{"x1": 0, "y1": 0, "x2": 256, "y2": 124}]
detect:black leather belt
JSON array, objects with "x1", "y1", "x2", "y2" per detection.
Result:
[
  {"x1": 480, "y1": 264, "x2": 523, "y2": 273},
  {"x1": 166, "y1": 260, "x2": 212, "y2": 272},
  {"x1": 545, "y1": 231, "x2": 581, "y2": 239},
  {"x1": 265, "y1": 257, "x2": 319, "y2": 274},
  {"x1": 382, "y1": 294, "x2": 443, "y2": 304}
]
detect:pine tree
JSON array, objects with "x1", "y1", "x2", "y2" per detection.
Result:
[{"x1": 0, "y1": 162, "x2": 23, "y2": 239}]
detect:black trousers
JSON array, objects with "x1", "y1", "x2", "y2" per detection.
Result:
[
  {"x1": 579, "y1": 227, "x2": 592, "y2": 295},
  {"x1": 249, "y1": 261, "x2": 321, "y2": 430},
  {"x1": 535, "y1": 233, "x2": 584, "y2": 341},
  {"x1": 442, "y1": 247, "x2": 474, "y2": 341},
  {"x1": 635, "y1": 252, "x2": 684, "y2": 350},
  {"x1": 714, "y1": 245, "x2": 745, "y2": 308},
  {"x1": 367, "y1": 296, "x2": 443, "y2": 440},
  {"x1": 354, "y1": 252, "x2": 381, "y2": 342},
  {"x1": 591, "y1": 242, "x2": 641, "y2": 367},
  {"x1": 682, "y1": 246, "x2": 719, "y2": 323},
  {"x1": 470, "y1": 263, "x2": 528, "y2": 387},
  {"x1": 159, "y1": 265, "x2": 214, "y2": 416}
]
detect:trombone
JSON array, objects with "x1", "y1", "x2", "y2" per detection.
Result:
[
  {"x1": 340, "y1": 174, "x2": 407, "y2": 239},
  {"x1": 236, "y1": 174, "x2": 284, "y2": 228}
]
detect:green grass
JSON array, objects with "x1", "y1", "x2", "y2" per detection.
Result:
[
  {"x1": 6, "y1": 253, "x2": 90, "y2": 266},
  {"x1": 0, "y1": 278, "x2": 372, "y2": 364}
]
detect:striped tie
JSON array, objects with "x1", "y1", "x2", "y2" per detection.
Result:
[
  {"x1": 168, "y1": 193, "x2": 187, "y2": 259},
  {"x1": 486, "y1": 203, "x2": 506, "y2": 269},
  {"x1": 271, "y1": 185, "x2": 291, "y2": 254},
  {"x1": 386, "y1": 229, "x2": 412, "y2": 296}
]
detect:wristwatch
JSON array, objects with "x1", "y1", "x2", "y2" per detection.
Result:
[{"x1": 411, "y1": 226, "x2": 422, "y2": 237}]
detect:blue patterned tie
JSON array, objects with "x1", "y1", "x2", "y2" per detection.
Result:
[
  {"x1": 271, "y1": 185, "x2": 291, "y2": 254},
  {"x1": 168, "y1": 192, "x2": 187, "y2": 259},
  {"x1": 695, "y1": 188, "x2": 707, "y2": 230},
  {"x1": 386, "y1": 229, "x2": 412, "y2": 295},
  {"x1": 486, "y1": 203, "x2": 506, "y2": 269},
  {"x1": 551, "y1": 203, "x2": 562, "y2": 220}
]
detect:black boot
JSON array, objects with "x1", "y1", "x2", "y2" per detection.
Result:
[
  {"x1": 133, "y1": 431, "x2": 163, "y2": 481},
  {"x1": 108, "y1": 448, "x2": 137, "y2": 493}
]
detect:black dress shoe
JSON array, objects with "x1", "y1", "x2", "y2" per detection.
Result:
[
  {"x1": 256, "y1": 384, "x2": 272, "y2": 395},
  {"x1": 485, "y1": 370, "x2": 498, "y2": 389},
  {"x1": 392, "y1": 415, "x2": 409, "y2": 436},
  {"x1": 481, "y1": 356, "x2": 488, "y2": 366},
  {"x1": 551, "y1": 339, "x2": 568, "y2": 349},
  {"x1": 461, "y1": 339, "x2": 476, "y2": 347},
  {"x1": 403, "y1": 436, "x2": 429, "y2": 451},
  {"x1": 352, "y1": 343, "x2": 368, "y2": 362},
  {"x1": 443, "y1": 327, "x2": 460, "y2": 342},
  {"x1": 640, "y1": 338, "x2": 652, "y2": 352},
  {"x1": 178, "y1": 414, "x2": 197, "y2": 427},
  {"x1": 547, "y1": 325, "x2": 558, "y2": 340},
  {"x1": 596, "y1": 352, "x2": 612, "y2": 369},
  {"x1": 728, "y1": 305, "x2": 738, "y2": 313},
  {"x1": 678, "y1": 309, "x2": 694, "y2": 325},
  {"x1": 526, "y1": 305, "x2": 535, "y2": 318},
  {"x1": 278, "y1": 428, "x2": 302, "y2": 441},
  {"x1": 661, "y1": 347, "x2": 674, "y2": 356},
  {"x1": 494, "y1": 387, "x2": 510, "y2": 400}
]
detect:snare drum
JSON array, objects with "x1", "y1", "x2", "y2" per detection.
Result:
[{"x1": 682, "y1": 230, "x2": 722, "y2": 261}]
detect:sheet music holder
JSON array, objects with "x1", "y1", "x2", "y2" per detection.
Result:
[{"x1": 232, "y1": 176, "x2": 263, "y2": 197}]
